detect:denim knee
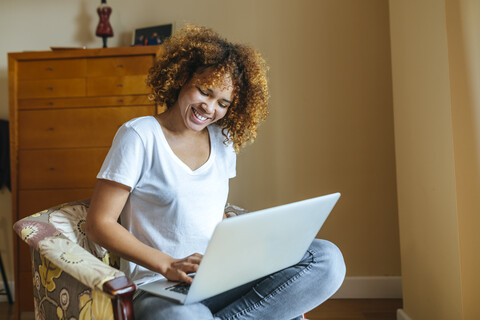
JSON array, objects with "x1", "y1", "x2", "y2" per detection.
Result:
[
  {"x1": 309, "y1": 239, "x2": 346, "y2": 294},
  {"x1": 134, "y1": 291, "x2": 214, "y2": 320}
]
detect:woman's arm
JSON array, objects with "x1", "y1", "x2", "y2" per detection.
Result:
[{"x1": 85, "y1": 179, "x2": 200, "y2": 284}]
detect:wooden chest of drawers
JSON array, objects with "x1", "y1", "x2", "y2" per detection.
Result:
[{"x1": 8, "y1": 46, "x2": 163, "y2": 315}]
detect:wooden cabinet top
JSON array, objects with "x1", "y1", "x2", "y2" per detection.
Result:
[{"x1": 8, "y1": 45, "x2": 163, "y2": 61}]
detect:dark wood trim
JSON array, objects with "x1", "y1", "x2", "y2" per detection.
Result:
[{"x1": 103, "y1": 276, "x2": 136, "y2": 320}]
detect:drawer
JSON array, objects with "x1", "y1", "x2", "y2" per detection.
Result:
[
  {"x1": 18, "y1": 106, "x2": 155, "y2": 149},
  {"x1": 18, "y1": 189, "x2": 94, "y2": 219},
  {"x1": 18, "y1": 78, "x2": 86, "y2": 99},
  {"x1": 17, "y1": 58, "x2": 87, "y2": 80},
  {"x1": 87, "y1": 55, "x2": 154, "y2": 77},
  {"x1": 87, "y1": 75, "x2": 150, "y2": 96},
  {"x1": 18, "y1": 148, "x2": 109, "y2": 189},
  {"x1": 18, "y1": 95, "x2": 154, "y2": 110}
]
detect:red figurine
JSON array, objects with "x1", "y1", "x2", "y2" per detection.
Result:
[{"x1": 96, "y1": 0, "x2": 114, "y2": 48}]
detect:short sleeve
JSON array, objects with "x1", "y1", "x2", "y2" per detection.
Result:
[{"x1": 97, "y1": 124, "x2": 146, "y2": 190}]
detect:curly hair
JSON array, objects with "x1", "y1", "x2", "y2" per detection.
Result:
[{"x1": 147, "y1": 25, "x2": 269, "y2": 152}]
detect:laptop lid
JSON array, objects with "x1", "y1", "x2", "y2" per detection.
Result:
[{"x1": 139, "y1": 192, "x2": 341, "y2": 304}]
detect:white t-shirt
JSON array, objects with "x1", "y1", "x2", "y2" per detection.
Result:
[{"x1": 97, "y1": 116, "x2": 236, "y2": 285}]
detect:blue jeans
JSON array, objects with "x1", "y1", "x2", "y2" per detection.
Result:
[{"x1": 134, "y1": 239, "x2": 346, "y2": 320}]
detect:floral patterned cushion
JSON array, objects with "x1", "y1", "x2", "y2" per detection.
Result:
[
  {"x1": 31, "y1": 249, "x2": 114, "y2": 320},
  {"x1": 14, "y1": 200, "x2": 123, "y2": 284},
  {"x1": 224, "y1": 203, "x2": 249, "y2": 218},
  {"x1": 13, "y1": 199, "x2": 123, "y2": 320},
  {"x1": 14, "y1": 200, "x2": 249, "y2": 320}
]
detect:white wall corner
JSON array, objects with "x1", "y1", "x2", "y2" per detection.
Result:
[
  {"x1": 332, "y1": 276, "x2": 402, "y2": 299},
  {"x1": 397, "y1": 308, "x2": 412, "y2": 320},
  {"x1": 0, "y1": 281, "x2": 15, "y2": 302}
]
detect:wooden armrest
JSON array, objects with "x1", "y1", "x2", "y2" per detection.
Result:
[{"x1": 103, "y1": 276, "x2": 136, "y2": 320}]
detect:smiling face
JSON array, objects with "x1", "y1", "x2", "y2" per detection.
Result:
[{"x1": 172, "y1": 68, "x2": 234, "y2": 132}]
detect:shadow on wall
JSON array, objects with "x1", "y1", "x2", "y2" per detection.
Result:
[
  {"x1": 0, "y1": 188, "x2": 13, "y2": 280},
  {"x1": 73, "y1": 0, "x2": 132, "y2": 48},
  {"x1": 119, "y1": 31, "x2": 134, "y2": 47},
  {"x1": 74, "y1": 0, "x2": 95, "y2": 46},
  {"x1": 0, "y1": 68, "x2": 9, "y2": 119},
  {"x1": 0, "y1": 64, "x2": 12, "y2": 279}
]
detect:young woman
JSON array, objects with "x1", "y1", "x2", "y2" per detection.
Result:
[{"x1": 85, "y1": 25, "x2": 345, "y2": 320}]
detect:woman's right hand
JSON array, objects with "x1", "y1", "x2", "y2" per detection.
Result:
[{"x1": 161, "y1": 253, "x2": 203, "y2": 284}]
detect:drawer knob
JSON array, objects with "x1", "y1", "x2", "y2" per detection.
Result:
[
  {"x1": 47, "y1": 127, "x2": 54, "y2": 131},
  {"x1": 46, "y1": 67, "x2": 53, "y2": 71},
  {"x1": 49, "y1": 167, "x2": 55, "y2": 171},
  {"x1": 47, "y1": 86, "x2": 54, "y2": 91},
  {"x1": 117, "y1": 83, "x2": 124, "y2": 87},
  {"x1": 48, "y1": 102, "x2": 54, "y2": 106},
  {"x1": 117, "y1": 64, "x2": 124, "y2": 68},
  {"x1": 118, "y1": 99, "x2": 124, "y2": 103}
]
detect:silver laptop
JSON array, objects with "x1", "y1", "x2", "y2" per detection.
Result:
[{"x1": 138, "y1": 192, "x2": 341, "y2": 304}]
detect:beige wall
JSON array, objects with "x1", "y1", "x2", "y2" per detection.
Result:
[
  {"x1": 0, "y1": 0, "x2": 400, "y2": 285},
  {"x1": 390, "y1": 0, "x2": 480, "y2": 318},
  {"x1": 446, "y1": 0, "x2": 480, "y2": 318}
]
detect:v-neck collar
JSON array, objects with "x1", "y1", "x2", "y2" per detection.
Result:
[{"x1": 152, "y1": 116, "x2": 215, "y2": 175}]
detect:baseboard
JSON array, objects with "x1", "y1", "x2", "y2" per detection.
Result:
[
  {"x1": 397, "y1": 309, "x2": 412, "y2": 320},
  {"x1": 0, "y1": 281, "x2": 15, "y2": 302},
  {"x1": 1, "y1": 278, "x2": 402, "y2": 302},
  {"x1": 332, "y1": 276, "x2": 402, "y2": 299}
]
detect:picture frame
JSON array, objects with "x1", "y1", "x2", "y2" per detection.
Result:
[{"x1": 132, "y1": 23, "x2": 173, "y2": 46}]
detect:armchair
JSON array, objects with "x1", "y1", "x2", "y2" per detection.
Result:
[{"x1": 13, "y1": 199, "x2": 249, "y2": 320}]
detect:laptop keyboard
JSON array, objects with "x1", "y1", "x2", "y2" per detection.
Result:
[{"x1": 165, "y1": 282, "x2": 191, "y2": 295}]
